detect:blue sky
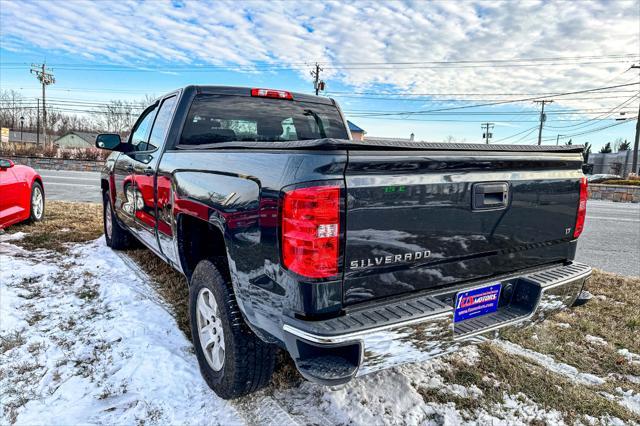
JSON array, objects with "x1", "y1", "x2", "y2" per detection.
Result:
[{"x1": 1, "y1": 0, "x2": 638, "y2": 150}]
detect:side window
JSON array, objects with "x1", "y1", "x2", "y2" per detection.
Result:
[
  {"x1": 130, "y1": 106, "x2": 157, "y2": 151},
  {"x1": 147, "y1": 96, "x2": 177, "y2": 151},
  {"x1": 281, "y1": 117, "x2": 297, "y2": 140}
]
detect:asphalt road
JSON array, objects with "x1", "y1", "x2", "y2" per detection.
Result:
[
  {"x1": 575, "y1": 199, "x2": 640, "y2": 277},
  {"x1": 37, "y1": 169, "x2": 102, "y2": 203},
  {"x1": 36, "y1": 169, "x2": 640, "y2": 276}
]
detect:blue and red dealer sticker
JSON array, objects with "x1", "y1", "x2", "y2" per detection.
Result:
[{"x1": 454, "y1": 283, "x2": 502, "y2": 322}]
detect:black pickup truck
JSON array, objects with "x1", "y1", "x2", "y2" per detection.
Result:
[{"x1": 96, "y1": 85, "x2": 591, "y2": 399}]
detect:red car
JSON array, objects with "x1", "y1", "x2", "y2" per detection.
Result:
[{"x1": 0, "y1": 159, "x2": 45, "y2": 229}]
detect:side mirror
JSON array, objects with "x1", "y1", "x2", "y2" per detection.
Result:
[
  {"x1": 0, "y1": 159, "x2": 15, "y2": 170},
  {"x1": 96, "y1": 133, "x2": 126, "y2": 151}
]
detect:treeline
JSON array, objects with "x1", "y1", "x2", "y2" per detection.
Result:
[{"x1": 0, "y1": 89, "x2": 150, "y2": 136}]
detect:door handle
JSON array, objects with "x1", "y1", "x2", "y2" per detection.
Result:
[
  {"x1": 125, "y1": 164, "x2": 135, "y2": 173},
  {"x1": 472, "y1": 182, "x2": 509, "y2": 210},
  {"x1": 143, "y1": 167, "x2": 154, "y2": 176}
]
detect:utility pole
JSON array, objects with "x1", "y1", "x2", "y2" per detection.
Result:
[
  {"x1": 30, "y1": 63, "x2": 55, "y2": 147},
  {"x1": 36, "y1": 99, "x2": 40, "y2": 147},
  {"x1": 481, "y1": 122, "x2": 494, "y2": 144},
  {"x1": 556, "y1": 134, "x2": 563, "y2": 146},
  {"x1": 631, "y1": 65, "x2": 640, "y2": 175},
  {"x1": 534, "y1": 100, "x2": 553, "y2": 145},
  {"x1": 310, "y1": 63, "x2": 325, "y2": 96}
]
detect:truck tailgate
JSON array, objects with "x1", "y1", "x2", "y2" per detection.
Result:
[{"x1": 343, "y1": 150, "x2": 584, "y2": 305}]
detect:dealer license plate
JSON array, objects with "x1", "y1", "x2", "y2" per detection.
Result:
[{"x1": 454, "y1": 283, "x2": 502, "y2": 322}]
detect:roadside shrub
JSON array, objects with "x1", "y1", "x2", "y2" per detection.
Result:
[
  {"x1": 600, "y1": 179, "x2": 640, "y2": 186},
  {"x1": 0, "y1": 144, "x2": 108, "y2": 161}
]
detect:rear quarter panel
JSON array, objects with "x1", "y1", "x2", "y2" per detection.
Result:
[{"x1": 157, "y1": 149, "x2": 347, "y2": 343}]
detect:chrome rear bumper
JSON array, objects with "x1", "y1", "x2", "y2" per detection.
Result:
[{"x1": 282, "y1": 262, "x2": 592, "y2": 385}]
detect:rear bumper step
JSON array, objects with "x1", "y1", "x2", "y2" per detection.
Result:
[{"x1": 283, "y1": 261, "x2": 592, "y2": 385}]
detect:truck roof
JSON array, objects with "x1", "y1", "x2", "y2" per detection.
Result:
[{"x1": 164, "y1": 85, "x2": 336, "y2": 106}]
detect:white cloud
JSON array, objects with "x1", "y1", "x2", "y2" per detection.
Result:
[{"x1": 1, "y1": 0, "x2": 638, "y2": 113}]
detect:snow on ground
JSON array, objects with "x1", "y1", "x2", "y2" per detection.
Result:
[
  {"x1": 1, "y1": 236, "x2": 638, "y2": 425},
  {"x1": 0, "y1": 231, "x2": 26, "y2": 242},
  {"x1": 618, "y1": 349, "x2": 640, "y2": 366},
  {"x1": 585, "y1": 334, "x2": 608, "y2": 346},
  {"x1": 0, "y1": 238, "x2": 242, "y2": 425},
  {"x1": 495, "y1": 340, "x2": 606, "y2": 386}
]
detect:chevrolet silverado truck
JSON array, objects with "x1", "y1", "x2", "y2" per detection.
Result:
[{"x1": 96, "y1": 85, "x2": 591, "y2": 399}]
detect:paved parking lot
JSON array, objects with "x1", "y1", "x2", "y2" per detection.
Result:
[{"x1": 37, "y1": 169, "x2": 639, "y2": 276}]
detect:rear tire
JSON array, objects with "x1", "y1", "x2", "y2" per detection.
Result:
[
  {"x1": 103, "y1": 192, "x2": 133, "y2": 249},
  {"x1": 189, "y1": 259, "x2": 276, "y2": 399},
  {"x1": 28, "y1": 182, "x2": 45, "y2": 222}
]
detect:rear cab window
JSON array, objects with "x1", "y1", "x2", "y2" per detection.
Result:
[{"x1": 179, "y1": 94, "x2": 348, "y2": 145}]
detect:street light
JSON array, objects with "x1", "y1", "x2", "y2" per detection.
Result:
[{"x1": 19, "y1": 116, "x2": 24, "y2": 142}]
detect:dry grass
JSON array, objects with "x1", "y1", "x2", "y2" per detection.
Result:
[
  {"x1": 420, "y1": 343, "x2": 639, "y2": 423},
  {"x1": 5, "y1": 201, "x2": 103, "y2": 252},
  {"x1": 502, "y1": 270, "x2": 640, "y2": 381}
]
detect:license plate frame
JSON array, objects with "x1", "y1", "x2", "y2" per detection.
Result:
[{"x1": 454, "y1": 283, "x2": 502, "y2": 323}]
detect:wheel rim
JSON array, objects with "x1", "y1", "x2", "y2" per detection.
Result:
[
  {"x1": 196, "y1": 288, "x2": 225, "y2": 371},
  {"x1": 105, "y1": 201, "x2": 113, "y2": 239},
  {"x1": 32, "y1": 187, "x2": 43, "y2": 219}
]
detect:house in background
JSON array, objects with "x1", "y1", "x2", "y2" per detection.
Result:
[
  {"x1": 8, "y1": 130, "x2": 39, "y2": 144},
  {"x1": 347, "y1": 121, "x2": 366, "y2": 140},
  {"x1": 54, "y1": 131, "x2": 99, "y2": 149},
  {"x1": 367, "y1": 133, "x2": 416, "y2": 143}
]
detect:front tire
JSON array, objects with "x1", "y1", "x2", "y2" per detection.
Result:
[
  {"x1": 103, "y1": 192, "x2": 133, "y2": 249},
  {"x1": 189, "y1": 259, "x2": 276, "y2": 399},
  {"x1": 28, "y1": 182, "x2": 45, "y2": 222}
]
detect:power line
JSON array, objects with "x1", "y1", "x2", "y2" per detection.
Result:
[
  {"x1": 326, "y1": 89, "x2": 638, "y2": 97},
  {"x1": 2, "y1": 54, "x2": 637, "y2": 72},
  {"x1": 328, "y1": 94, "x2": 636, "y2": 102},
  {"x1": 512, "y1": 127, "x2": 540, "y2": 144},
  {"x1": 546, "y1": 117, "x2": 635, "y2": 141},
  {"x1": 491, "y1": 125, "x2": 540, "y2": 143},
  {"x1": 545, "y1": 94, "x2": 639, "y2": 130},
  {"x1": 337, "y1": 82, "x2": 640, "y2": 117}
]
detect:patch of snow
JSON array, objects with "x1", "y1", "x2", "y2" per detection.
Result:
[
  {"x1": 585, "y1": 334, "x2": 608, "y2": 346},
  {"x1": 496, "y1": 340, "x2": 606, "y2": 386},
  {"x1": 554, "y1": 322, "x2": 571, "y2": 329},
  {"x1": 0, "y1": 231, "x2": 26, "y2": 242},
  {"x1": 617, "y1": 349, "x2": 640, "y2": 366},
  {"x1": 615, "y1": 388, "x2": 640, "y2": 415},
  {"x1": 0, "y1": 238, "x2": 242, "y2": 425},
  {"x1": 0, "y1": 284, "x2": 29, "y2": 333}
]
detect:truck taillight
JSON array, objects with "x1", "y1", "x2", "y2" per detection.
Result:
[
  {"x1": 573, "y1": 177, "x2": 588, "y2": 238},
  {"x1": 281, "y1": 185, "x2": 340, "y2": 279},
  {"x1": 251, "y1": 88, "x2": 293, "y2": 100}
]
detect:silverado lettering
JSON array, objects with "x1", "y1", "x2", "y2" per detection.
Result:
[
  {"x1": 349, "y1": 250, "x2": 431, "y2": 269},
  {"x1": 96, "y1": 85, "x2": 592, "y2": 399}
]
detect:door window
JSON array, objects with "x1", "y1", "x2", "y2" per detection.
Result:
[
  {"x1": 130, "y1": 106, "x2": 158, "y2": 151},
  {"x1": 147, "y1": 96, "x2": 178, "y2": 151}
]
